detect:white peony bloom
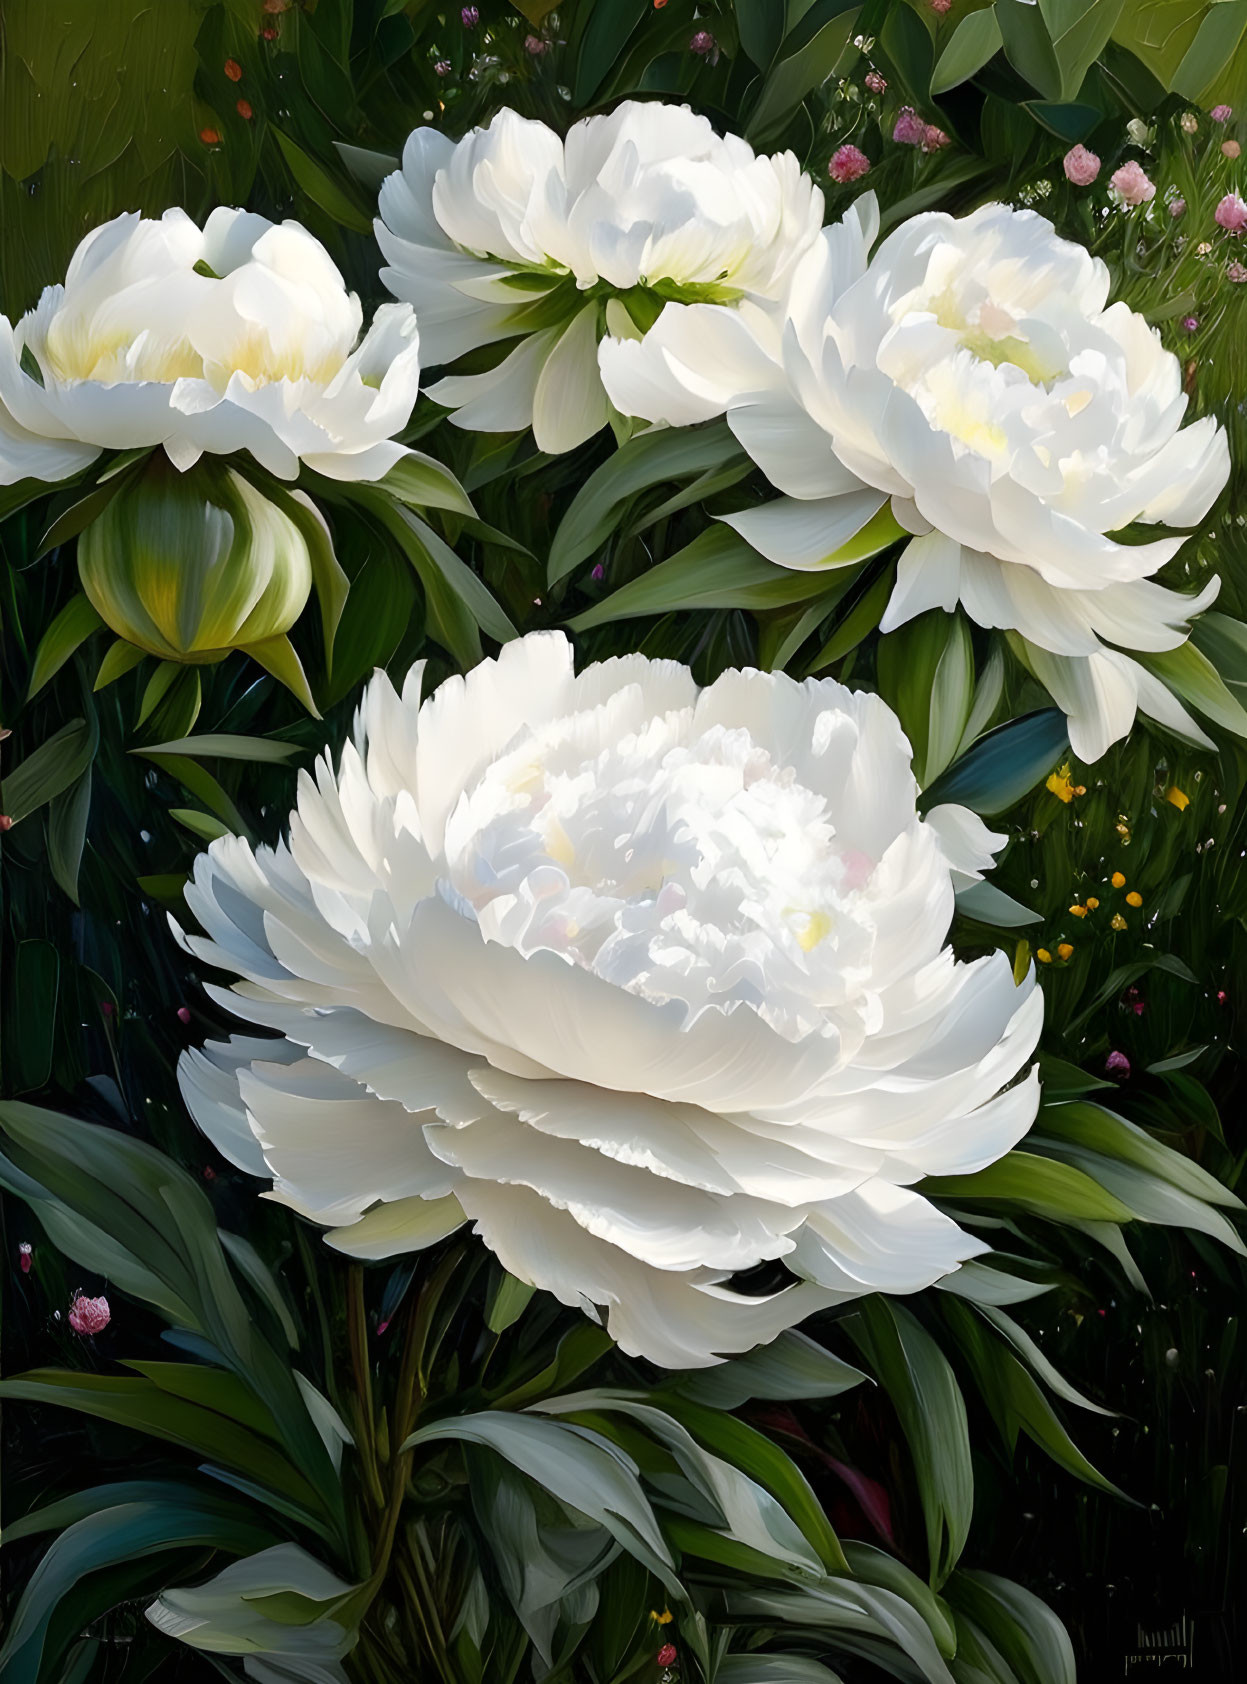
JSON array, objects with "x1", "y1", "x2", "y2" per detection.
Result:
[
  {"x1": 176, "y1": 633, "x2": 1041, "y2": 1368},
  {"x1": 0, "y1": 208, "x2": 422, "y2": 487},
  {"x1": 375, "y1": 101, "x2": 824, "y2": 454},
  {"x1": 601, "y1": 197, "x2": 1230, "y2": 762}
]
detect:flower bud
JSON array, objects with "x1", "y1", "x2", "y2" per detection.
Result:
[{"x1": 78, "y1": 454, "x2": 312, "y2": 664}]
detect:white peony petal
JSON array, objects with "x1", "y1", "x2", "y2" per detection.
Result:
[{"x1": 721, "y1": 490, "x2": 887, "y2": 571}]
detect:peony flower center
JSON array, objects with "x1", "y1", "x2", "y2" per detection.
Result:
[{"x1": 440, "y1": 712, "x2": 881, "y2": 1039}]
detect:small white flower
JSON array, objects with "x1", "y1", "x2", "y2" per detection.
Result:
[
  {"x1": 602, "y1": 197, "x2": 1229, "y2": 762},
  {"x1": 0, "y1": 208, "x2": 422, "y2": 487},
  {"x1": 177, "y1": 632, "x2": 1041, "y2": 1368},
  {"x1": 375, "y1": 102, "x2": 824, "y2": 454}
]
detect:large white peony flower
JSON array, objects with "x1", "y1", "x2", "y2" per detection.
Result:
[
  {"x1": 176, "y1": 633, "x2": 1041, "y2": 1367},
  {"x1": 375, "y1": 101, "x2": 823, "y2": 455},
  {"x1": 601, "y1": 198, "x2": 1231, "y2": 762},
  {"x1": 0, "y1": 208, "x2": 421, "y2": 487}
]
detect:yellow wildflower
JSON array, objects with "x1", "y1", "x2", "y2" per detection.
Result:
[
  {"x1": 1126, "y1": 891, "x2": 1143, "y2": 908},
  {"x1": 1046, "y1": 762, "x2": 1086, "y2": 802},
  {"x1": 1069, "y1": 904, "x2": 1087, "y2": 918},
  {"x1": 1111, "y1": 871, "x2": 1126, "y2": 889},
  {"x1": 1086, "y1": 897, "x2": 1099, "y2": 910},
  {"x1": 652, "y1": 1610, "x2": 674, "y2": 1626},
  {"x1": 1057, "y1": 942, "x2": 1074, "y2": 961},
  {"x1": 1037, "y1": 948, "x2": 1052, "y2": 964},
  {"x1": 1111, "y1": 913, "x2": 1128, "y2": 931},
  {"x1": 1166, "y1": 785, "x2": 1189, "y2": 811}
]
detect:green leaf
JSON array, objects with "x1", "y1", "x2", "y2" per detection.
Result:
[
  {"x1": 1111, "y1": 0, "x2": 1208, "y2": 86},
  {"x1": 170, "y1": 807, "x2": 233, "y2": 843},
  {"x1": 922, "y1": 1150, "x2": 1136, "y2": 1223},
  {"x1": 0, "y1": 1371, "x2": 324, "y2": 1514},
  {"x1": 1036, "y1": 1102, "x2": 1243, "y2": 1210},
  {"x1": 997, "y1": 0, "x2": 1063, "y2": 98},
  {"x1": 94, "y1": 638, "x2": 146, "y2": 690},
  {"x1": 1039, "y1": 0, "x2": 1126, "y2": 98},
  {"x1": 846, "y1": 1299, "x2": 972, "y2": 1589},
  {"x1": 945, "y1": 1569, "x2": 1076, "y2": 1684},
  {"x1": 747, "y1": 4, "x2": 862, "y2": 145},
  {"x1": 1021, "y1": 99, "x2": 1103, "y2": 141},
  {"x1": 132, "y1": 733, "x2": 302, "y2": 763},
  {"x1": 673, "y1": 1329, "x2": 868, "y2": 1408},
  {"x1": 569, "y1": 528, "x2": 822, "y2": 631},
  {"x1": 734, "y1": 0, "x2": 787, "y2": 67},
  {"x1": 0, "y1": 716, "x2": 97, "y2": 825},
  {"x1": 47, "y1": 767, "x2": 91, "y2": 904},
  {"x1": 931, "y1": 7, "x2": 1004, "y2": 94},
  {"x1": 272, "y1": 129, "x2": 372, "y2": 233},
  {"x1": 0, "y1": 1493, "x2": 276, "y2": 1683},
  {"x1": 25, "y1": 595, "x2": 103, "y2": 700},
  {"x1": 942, "y1": 1299, "x2": 1127, "y2": 1497},
  {"x1": 920, "y1": 710, "x2": 1068, "y2": 815},
  {"x1": 377, "y1": 451, "x2": 476, "y2": 519},
  {"x1": 645, "y1": 1392, "x2": 849, "y2": 1574},
  {"x1": 404, "y1": 1411, "x2": 680, "y2": 1594},
  {"x1": 572, "y1": 0, "x2": 651, "y2": 102},
  {"x1": 241, "y1": 635, "x2": 321, "y2": 718},
  {"x1": 485, "y1": 1270, "x2": 537, "y2": 1335},
  {"x1": 1171, "y1": 0, "x2": 1247, "y2": 97},
  {"x1": 1143, "y1": 636, "x2": 1247, "y2": 738},
  {"x1": 548, "y1": 421, "x2": 742, "y2": 586}
]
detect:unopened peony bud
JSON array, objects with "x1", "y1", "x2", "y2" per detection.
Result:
[
  {"x1": 1223, "y1": 140, "x2": 1242, "y2": 159},
  {"x1": 1211, "y1": 104, "x2": 1233, "y2": 123},
  {"x1": 78, "y1": 454, "x2": 314, "y2": 670}
]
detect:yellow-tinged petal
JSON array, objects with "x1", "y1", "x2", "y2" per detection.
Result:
[
  {"x1": 1166, "y1": 786, "x2": 1189, "y2": 811},
  {"x1": 1057, "y1": 942, "x2": 1074, "y2": 960}
]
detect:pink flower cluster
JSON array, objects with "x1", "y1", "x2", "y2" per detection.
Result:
[
  {"x1": 68, "y1": 1293, "x2": 111, "y2": 1336},
  {"x1": 1063, "y1": 145, "x2": 1100, "y2": 186},
  {"x1": 892, "y1": 106, "x2": 948, "y2": 151},
  {"x1": 829, "y1": 143, "x2": 871, "y2": 184},
  {"x1": 1215, "y1": 192, "x2": 1247, "y2": 235},
  {"x1": 865, "y1": 70, "x2": 886, "y2": 94},
  {"x1": 1211, "y1": 104, "x2": 1233, "y2": 123},
  {"x1": 1110, "y1": 160, "x2": 1155, "y2": 206}
]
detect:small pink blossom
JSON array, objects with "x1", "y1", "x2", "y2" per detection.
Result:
[
  {"x1": 177, "y1": 1005, "x2": 191, "y2": 1024},
  {"x1": 930, "y1": 0, "x2": 952, "y2": 12},
  {"x1": 68, "y1": 1294, "x2": 111, "y2": 1336},
  {"x1": 689, "y1": 30, "x2": 717, "y2": 57},
  {"x1": 1218, "y1": 989, "x2": 1229, "y2": 1004},
  {"x1": 865, "y1": 70, "x2": 886, "y2": 94},
  {"x1": 19, "y1": 1242, "x2": 32, "y2": 1274},
  {"x1": 524, "y1": 35, "x2": 548, "y2": 55},
  {"x1": 434, "y1": 59, "x2": 451, "y2": 76},
  {"x1": 1223, "y1": 140, "x2": 1242, "y2": 160},
  {"x1": 921, "y1": 124, "x2": 950, "y2": 153},
  {"x1": 1182, "y1": 315, "x2": 1200, "y2": 331},
  {"x1": 590, "y1": 563, "x2": 605, "y2": 582},
  {"x1": 461, "y1": 5, "x2": 479, "y2": 26},
  {"x1": 1110, "y1": 160, "x2": 1156, "y2": 206},
  {"x1": 829, "y1": 143, "x2": 871, "y2": 184},
  {"x1": 1228, "y1": 260, "x2": 1247, "y2": 283},
  {"x1": 1170, "y1": 197, "x2": 1186, "y2": 218},
  {"x1": 1063, "y1": 144, "x2": 1100, "y2": 186},
  {"x1": 1216, "y1": 191, "x2": 1247, "y2": 233},
  {"x1": 893, "y1": 106, "x2": 926, "y2": 146},
  {"x1": 1105, "y1": 1050, "x2": 1131, "y2": 1079},
  {"x1": 1211, "y1": 104, "x2": 1233, "y2": 123},
  {"x1": 657, "y1": 1646, "x2": 678, "y2": 1669}
]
